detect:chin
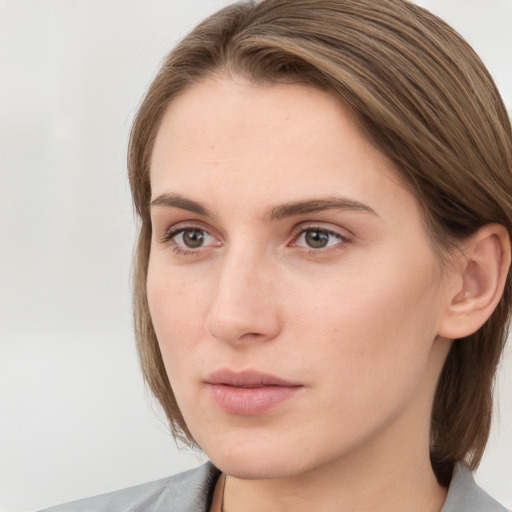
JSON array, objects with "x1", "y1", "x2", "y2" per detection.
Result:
[
  {"x1": 211, "y1": 452, "x2": 310, "y2": 480},
  {"x1": 198, "y1": 431, "x2": 320, "y2": 480}
]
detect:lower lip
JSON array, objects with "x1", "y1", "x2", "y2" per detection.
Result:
[{"x1": 207, "y1": 384, "x2": 301, "y2": 415}]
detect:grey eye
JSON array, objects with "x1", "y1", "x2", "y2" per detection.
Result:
[
  {"x1": 304, "y1": 230, "x2": 330, "y2": 248},
  {"x1": 294, "y1": 228, "x2": 344, "y2": 250},
  {"x1": 179, "y1": 229, "x2": 206, "y2": 248}
]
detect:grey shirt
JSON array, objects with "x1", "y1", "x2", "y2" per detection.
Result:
[{"x1": 40, "y1": 462, "x2": 509, "y2": 512}]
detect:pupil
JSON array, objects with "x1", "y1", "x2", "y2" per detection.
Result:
[
  {"x1": 183, "y1": 229, "x2": 204, "y2": 248},
  {"x1": 305, "y1": 230, "x2": 328, "y2": 248}
]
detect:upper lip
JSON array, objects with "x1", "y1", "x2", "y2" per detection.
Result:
[{"x1": 204, "y1": 369, "x2": 302, "y2": 388}]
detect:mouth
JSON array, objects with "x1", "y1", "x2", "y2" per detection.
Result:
[{"x1": 204, "y1": 369, "x2": 303, "y2": 415}]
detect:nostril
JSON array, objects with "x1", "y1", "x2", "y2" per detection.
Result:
[
  {"x1": 205, "y1": 311, "x2": 281, "y2": 346},
  {"x1": 204, "y1": 267, "x2": 282, "y2": 345}
]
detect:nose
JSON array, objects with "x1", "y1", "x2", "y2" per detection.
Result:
[{"x1": 204, "y1": 249, "x2": 281, "y2": 346}]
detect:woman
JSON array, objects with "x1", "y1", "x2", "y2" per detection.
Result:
[{"x1": 43, "y1": 0, "x2": 512, "y2": 510}]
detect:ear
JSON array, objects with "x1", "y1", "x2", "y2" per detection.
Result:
[{"x1": 438, "y1": 224, "x2": 511, "y2": 339}]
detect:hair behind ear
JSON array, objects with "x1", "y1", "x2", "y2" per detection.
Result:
[
  {"x1": 431, "y1": 321, "x2": 505, "y2": 481},
  {"x1": 431, "y1": 227, "x2": 511, "y2": 481}
]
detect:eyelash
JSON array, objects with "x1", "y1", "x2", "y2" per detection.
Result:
[
  {"x1": 160, "y1": 225, "x2": 217, "y2": 257},
  {"x1": 160, "y1": 223, "x2": 352, "y2": 256},
  {"x1": 290, "y1": 224, "x2": 352, "y2": 254}
]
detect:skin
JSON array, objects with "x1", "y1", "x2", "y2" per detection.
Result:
[{"x1": 147, "y1": 76, "x2": 462, "y2": 512}]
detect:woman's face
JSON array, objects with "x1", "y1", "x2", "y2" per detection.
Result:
[{"x1": 147, "y1": 77, "x2": 453, "y2": 479}]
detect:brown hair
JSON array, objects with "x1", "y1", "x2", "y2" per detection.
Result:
[{"x1": 128, "y1": 0, "x2": 512, "y2": 484}]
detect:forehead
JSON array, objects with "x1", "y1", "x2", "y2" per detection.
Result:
[{"x1": 149, "y1": 76, "x2": 417, "y2": 223}]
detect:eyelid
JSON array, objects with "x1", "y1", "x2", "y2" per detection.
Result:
[
  {"x1": 159, "y1": 221, "x2": 221, "y2": 247},
  {"x1": 157, "y1": 220, "x2": 352, "y2": 256},
  {"x1": 287, "y1": 222, "x2": 354, "y2": 254},
  {"x1": 290, "y1": 222, "x2": 353, "y2": 242}
]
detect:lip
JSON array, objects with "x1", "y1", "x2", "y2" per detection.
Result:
[{"x1": 204, "y1": 369, "x2": 303, "y2": 415}]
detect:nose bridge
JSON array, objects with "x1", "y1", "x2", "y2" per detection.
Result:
[{"x1": 205, "y1": 244, "x2": 280, "y2": 344}]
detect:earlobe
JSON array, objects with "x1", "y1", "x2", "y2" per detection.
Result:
[{"x1": 438, "y1": 224, "x2": 511, "y2": 340}]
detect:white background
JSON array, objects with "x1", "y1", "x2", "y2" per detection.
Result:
[{"x1": 1, "y1": 1, "x2": 511, "y2": 511}]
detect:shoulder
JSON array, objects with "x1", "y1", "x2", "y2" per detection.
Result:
[
  {"x1": 39, "y1": 462, "x2": 221, "y2": 512},
  {"x1": 442, "y1": 462, "x2": 509, "y2": 512}
]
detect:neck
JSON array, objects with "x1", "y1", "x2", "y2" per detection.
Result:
[{"x1": 219, "y1": 445, "x2": 446, "y2": 512}]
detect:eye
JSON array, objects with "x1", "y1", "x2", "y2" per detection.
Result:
[
  {"x1": 162, "y1": 226, "x2": 220, "y2": 254},
  {"x1": 174, "y1": 228, "x2": 210, "y2": 248},
  {"x1": 291, "y1": 226, "x2": 350, "y2": 252},
  {"x1": 298, "y1": 229, "x2": 337, "y2": 249}
]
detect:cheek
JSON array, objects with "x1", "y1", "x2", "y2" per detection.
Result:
[
  {"x1": 146, "y1": 258, "x2": 212, "y2": 376},
  {"x1": 288, "y1": 251, "x2": 443, "y2": 391}
]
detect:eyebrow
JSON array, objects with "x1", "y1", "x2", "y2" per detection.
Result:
[
  {"x1": 151, "y1": 193, "x2": 214, "y2": 217},
  {"x1": 267, "y1": 197, "x2": 379, "y2": 220},
  {"x1": 150, "y1": 193, "x2": 378, "y2": 220}
]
